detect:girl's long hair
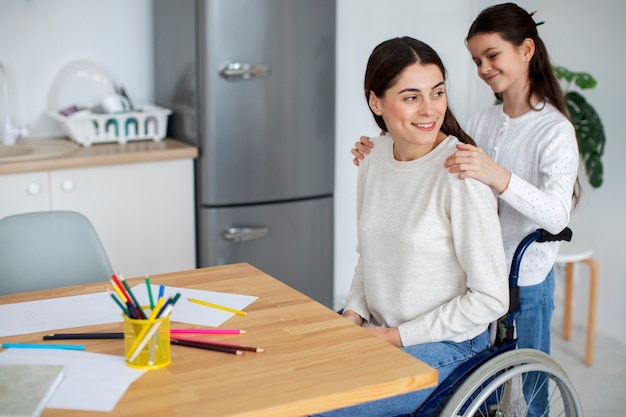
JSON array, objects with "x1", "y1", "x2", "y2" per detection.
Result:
[
  {"x1": 468, "y1": 3, "x2": 580, "y2": 205},
  {"x1": 467, "y1": 3, "x2": 568, "y2": 118}
]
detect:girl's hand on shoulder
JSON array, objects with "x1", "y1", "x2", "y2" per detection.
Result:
[
  {"x1": 366, "y1": 326, "x2": 402, "y2": 347},
  {"x1": 352, "y1": 131, "x2": 386, "y2": 166},
  {"x1": 352, "y1": 136, "x2": 375, "y2": 166},
  {"x1": 444, "y1": 143, "x2": 481, "y2": 175},
  {"x1": 444, "y1": 143, "x2": 511, "y2": 194}
]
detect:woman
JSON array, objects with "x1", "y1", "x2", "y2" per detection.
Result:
[{"x1": 316, "y1": 37, "x2": 508, "y2": 417}]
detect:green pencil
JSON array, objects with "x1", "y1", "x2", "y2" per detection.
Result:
[
  {"x1": 107, "y1": 289, "x2": 129, "y2": 316},
  {"x1": 146, "y1": 275, "x2": 155, "y2": 309}
]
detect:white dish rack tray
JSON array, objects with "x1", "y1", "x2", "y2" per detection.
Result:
[{"x1": 47, "y1": 105, "x2": 172, "y2": 146}]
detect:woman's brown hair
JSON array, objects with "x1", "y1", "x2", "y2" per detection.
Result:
[{"x1": 364, "y1": 37, "x2": 475, "y2": 146}]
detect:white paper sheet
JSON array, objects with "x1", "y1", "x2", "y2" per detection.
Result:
[
  {"x1": 0, "y1": 284, "x2": 257, "y2": 337},
  {"x1": 132, "y1": 283, "x2": 257, "y2": 327},
  {"x1": 0, "y1": 348, "x2": 145, "y2": 412},
  {"x1": 0, "y1": 292, "x2": 118, "y2": 337}
]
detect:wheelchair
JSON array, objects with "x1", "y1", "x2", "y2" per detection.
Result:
[{"x1": 408, "y1": 228, "x2": 583, "y2": 417}]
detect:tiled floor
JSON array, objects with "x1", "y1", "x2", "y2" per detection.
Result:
[{"x1": 549, "y1": 315, "x2": 626, "y2": 416}]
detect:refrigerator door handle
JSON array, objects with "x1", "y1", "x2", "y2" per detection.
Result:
[
  {"x1": 220, "y1": 63, "x2": 270, "y2": 81},
  {"x1": 222, "y1": 226, "x2": 270, "y2": 242}
]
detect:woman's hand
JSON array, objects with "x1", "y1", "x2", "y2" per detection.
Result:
[
  {"x1": 352, "y1": 136, "x2": 375, "y2": 166},
  {"x1": 366, "y1": 326, "x2": 402, "y2": 347},
  {"x1": 342, "y1": 310, "x2": 364, "y2": 326},
  {"x1": 444, "y1": 143, "x2": 512, "y2": 194}
]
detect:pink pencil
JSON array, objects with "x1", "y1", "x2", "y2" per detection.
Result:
[{"x1": 170, "y1": 329, "x2": 246, "y2": 335}]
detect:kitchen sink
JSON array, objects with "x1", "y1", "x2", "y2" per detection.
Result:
[
  {"x1": 0, "y1": 144, "x2": 32, "y2": 158},
  {"x1": 0, "y1": 138, "x2": 79, "y2": 163}
]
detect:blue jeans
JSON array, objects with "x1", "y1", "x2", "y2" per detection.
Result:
[
  {"x1": 516, "y1": 269, "x2": 555, "y2": 416},
  {"x1": 311, "y1": 330, "x2": 490, "y2": 417}
]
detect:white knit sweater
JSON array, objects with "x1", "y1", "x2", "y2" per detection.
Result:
[
  {"x1": 346, "y1": 135, "x2": 508, "y2": 347},
  {"x1": 466, "y1": 103, "x2": 579, "y2": 286}
]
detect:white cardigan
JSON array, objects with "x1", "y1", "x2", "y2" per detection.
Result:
[{"x1": 466, "y1": 103, "x2": 579, "y2": 286}]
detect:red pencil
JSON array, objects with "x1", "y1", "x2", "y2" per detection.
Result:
[
  {"x1": 111, "y1": 274, "x2": 131, "y2": 303},
  {"x1": 170, "y1": 335, "x2": 264, "y2": 352}
]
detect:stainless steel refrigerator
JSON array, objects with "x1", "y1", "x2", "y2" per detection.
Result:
[{"x1": 154, "y1": 0, "x2": 335, "y2": 307}]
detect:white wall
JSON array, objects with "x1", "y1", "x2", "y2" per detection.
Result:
[
  {"x1": 1, "y1": 0, "x2": 624, "y2": 346},
  {"x1": 0, "y1": 0, "x2": 153, "y2": 138},
  {"x1": 335, "y1": 0, "x2": 626, "y2": 347}
]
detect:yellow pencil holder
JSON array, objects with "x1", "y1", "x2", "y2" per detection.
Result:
[{"x1": 123, "y1": 310, "x2": 171, "y2": 370}]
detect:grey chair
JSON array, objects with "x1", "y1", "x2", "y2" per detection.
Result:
[{"x1": 0, "y1": 210, "x2": 113, "y2": 295}]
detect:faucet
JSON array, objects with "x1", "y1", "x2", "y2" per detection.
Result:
[{"x1": 0, "y1": 62, "x2": 28, "y2": 146}]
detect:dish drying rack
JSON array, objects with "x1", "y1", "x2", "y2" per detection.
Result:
[{"x1": 47, "y1": 105, "x2": 171, "y2": 146}]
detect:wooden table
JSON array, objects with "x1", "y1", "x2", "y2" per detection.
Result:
[{"x1": 0, "y1": 263, "x2": 437, "y2": 417}]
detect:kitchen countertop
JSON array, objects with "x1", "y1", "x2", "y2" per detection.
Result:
[{"x1": 0, "y1": 138, "x2": 197, "y2": 175}]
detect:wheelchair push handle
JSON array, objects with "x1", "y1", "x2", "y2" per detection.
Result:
[
  {"x1": 508, "y1": 227, "x2": 572, "y2": 315},
  {"x1": 536, "y1": 228, "x2": 573, "y2": 243},
  {"x1": 511, "y1": 227, "x2": 572, "y2": 277}
]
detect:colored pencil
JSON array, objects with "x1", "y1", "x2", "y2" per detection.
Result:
[
  {"x1": 42, "y1": 328, "x2": 244, "y2": 340},
  {"x1": 111, "y1": 274, "x2": 130, "y2": 302},
  {"x1": 156, "y1": 292, "x2": 181, "y2": 318},
  {"x1": 1, "y1": 343, "x2": 85, "y2": 350},
  {"x1": 170, "y1": 335, "x2": 263, "y2": 352},
  {"x1": 107, "y1": 289, "x2": 129, "y2": 316},
  {"x1": 170, "y1": 329, "x2": 246, "y2": 335},
  {"x1": 187, "y1": 297, "x2": 247, "y2": 316},
  {"x1": 126, "y1": 301, "x2": 139, "y2": 319},
  {"x1": 155, "y1": 303, "x2": 175, "y2": 322},
  {"x1": 118, "y1": 274, "x2": 146, "y2": 319},
  {"x1": 171, "y1": 338, "x2": 243, "y2": 355},
  {"x1": 111, "y1": 280, "x2": 128, "y2": 303},
  {"x1": 156, "y1": 296, "x2": 173, "y2": 317},
  {"x1": 44, "y1": 333, "x2": 124, "y2": 340},
  {"x1": 145, "y1": 276, "x2": 155, "y2": 309},
  {"x1": 148, "y1": 331, "x2": 160, "y2": 366},
  {"x1": 158, "y1": 284, "x2": 165, "y2": 300}
]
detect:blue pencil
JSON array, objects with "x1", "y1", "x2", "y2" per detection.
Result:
[
  {"x1": 158, "y1": 284, "x2": 165, "y2": 300},
  {"x1": 1, "y1": 343, "x2": 86, "y2": 350}
]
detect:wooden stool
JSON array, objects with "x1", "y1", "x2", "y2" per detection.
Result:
[{"x1": 555, "y1": 241, "x2": 599, "y2": 366}]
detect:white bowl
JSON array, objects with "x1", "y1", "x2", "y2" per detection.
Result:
[{"x1": 47, "y1": 60, "x2": 117, "y2": 112}]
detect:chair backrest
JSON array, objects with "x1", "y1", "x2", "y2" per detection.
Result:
[{"x1": 0, "y1": 210, "x2": 114, "y2": 295}]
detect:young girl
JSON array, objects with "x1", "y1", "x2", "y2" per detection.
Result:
[
  {"x1": 317, "y1": 37, "x2": 508, "y2": 417},
  {"x1": 353, "y1": 4, "x2": 579, "y2": 415}
]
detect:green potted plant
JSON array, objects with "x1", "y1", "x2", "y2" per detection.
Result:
[{"x1": 554, "y1": 66, "x2": 606, "y2": 188}]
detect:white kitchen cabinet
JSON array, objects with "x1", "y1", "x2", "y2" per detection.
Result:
[
  {"x1": 0, "y1": 159, "x2": 196, "y2": 278},
  {"x1": 0, "y1": 171, "x2": 51, "y2": 218}
]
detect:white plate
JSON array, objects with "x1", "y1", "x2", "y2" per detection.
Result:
[{"x1": 47, "y1": 60, "x2": 117, "y2": 112}]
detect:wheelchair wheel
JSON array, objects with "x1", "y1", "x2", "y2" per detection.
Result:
[{"x1": 439, "y1": 348, "x2": 582, "y2": 417}]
